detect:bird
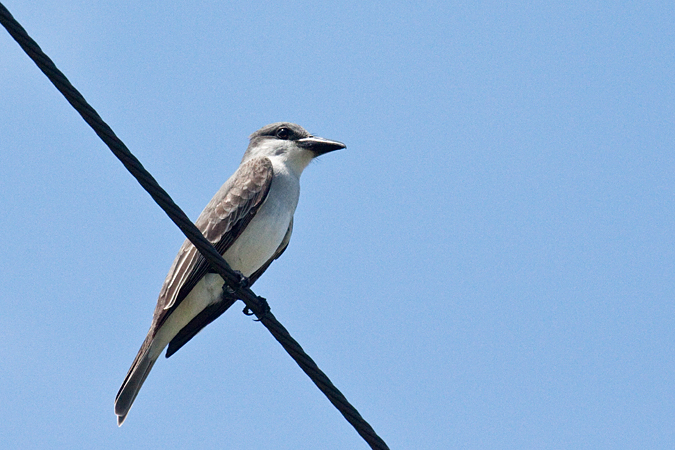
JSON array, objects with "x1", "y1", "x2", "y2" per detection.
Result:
[{"x1": 114, "y1": 122, "x2": 345, "y2": 425}]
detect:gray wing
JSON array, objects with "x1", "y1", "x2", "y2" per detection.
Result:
[
  {"x1": 115, "y1": 158, "x2": 274, "y2": 422},
  {"x1": 151, "y1": 156, "x2": 274, "y2": 341}
]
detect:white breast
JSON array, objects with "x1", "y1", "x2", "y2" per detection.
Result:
[{"x1": 222, "y1": 163, "x2": 300, "y2": 277}]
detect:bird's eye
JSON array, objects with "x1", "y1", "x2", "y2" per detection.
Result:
[{"x1": 276, "y1": 127, "x2": 291, "y2": 139}]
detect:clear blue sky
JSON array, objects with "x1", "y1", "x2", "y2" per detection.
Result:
[{"x1": 1, "y1": 1, "x2": 674, "y2": 449}]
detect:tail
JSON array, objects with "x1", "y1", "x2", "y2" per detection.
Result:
[{"x1": 114, "y1": 335, "x2": 160, "y2": 426}]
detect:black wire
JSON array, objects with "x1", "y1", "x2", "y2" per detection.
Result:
[{"x1": 0, "y1": 4, "x2": 389, "y2": 449}]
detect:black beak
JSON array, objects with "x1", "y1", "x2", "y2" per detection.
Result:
[{"x1": 297, "y1": 136, "x2": 346, "y2": 156}]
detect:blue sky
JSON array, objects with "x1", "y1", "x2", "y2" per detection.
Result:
[{"x1": 1, "y1": 1, "x2": 674, "y2": 449}]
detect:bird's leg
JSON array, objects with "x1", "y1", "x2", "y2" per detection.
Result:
[
  {"x1": 222, "y1": 271, "x2": 270, "y2": 319},
  {"x1": 222, "y1": 270, "x2": 250, "y2": 296},
  {"x1": 235, "y1": 270, "x2": 250, "y2": 289},
  {"x1": 242, "y1": 296, "x2": 271, "y2": 321}
]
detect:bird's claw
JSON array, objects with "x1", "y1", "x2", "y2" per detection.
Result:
[
  {"x1": 235, "y1": 270, "x2": 250, "y2": 289},
  {"x1": 242, "y1": 296, "x2": 270, "y2": 321},
  {"x1": 222, "y1": 270, "x2": 250, "y2": 296}
]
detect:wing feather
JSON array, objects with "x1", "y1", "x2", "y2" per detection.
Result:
[
  {"x1": 115, "y1": 157, "x2": 274, "y2": 420},
  {"x1": 150, "y1": 157, "x2": 273, "y2": 336}
]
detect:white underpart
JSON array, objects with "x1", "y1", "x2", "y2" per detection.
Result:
[
  {"x1": 147, "y1": 149, "x2": 311, "y2": 360},
  {"x1": 223, "y1": 157, "x2": 301, "y2": 276},
  {"x1": 149, "y1": 273, "x2": 226, "y2": 360}
]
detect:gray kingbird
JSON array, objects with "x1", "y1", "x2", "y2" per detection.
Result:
[{"x1": 114, "y1": 122, "x2": 345, "y2": 425}]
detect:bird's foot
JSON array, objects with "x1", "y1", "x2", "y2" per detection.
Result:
[
  {"x1": 242, "y1": 296, "x2": 271, "y2": 321},
  {"x1": 235, "y1": 270, "x2": 250, "y2": 289},
  {"x1": 222, "y1": 270, "x2": 250, "y2": 296}
]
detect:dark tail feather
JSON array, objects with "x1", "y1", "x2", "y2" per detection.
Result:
[{"x1": 114, "y1": 335, "x2": 158, "y2": 426}]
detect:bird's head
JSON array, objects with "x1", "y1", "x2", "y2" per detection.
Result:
[{"x1": 243, "y1": 122, "x2": 345, "y2": 176}]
